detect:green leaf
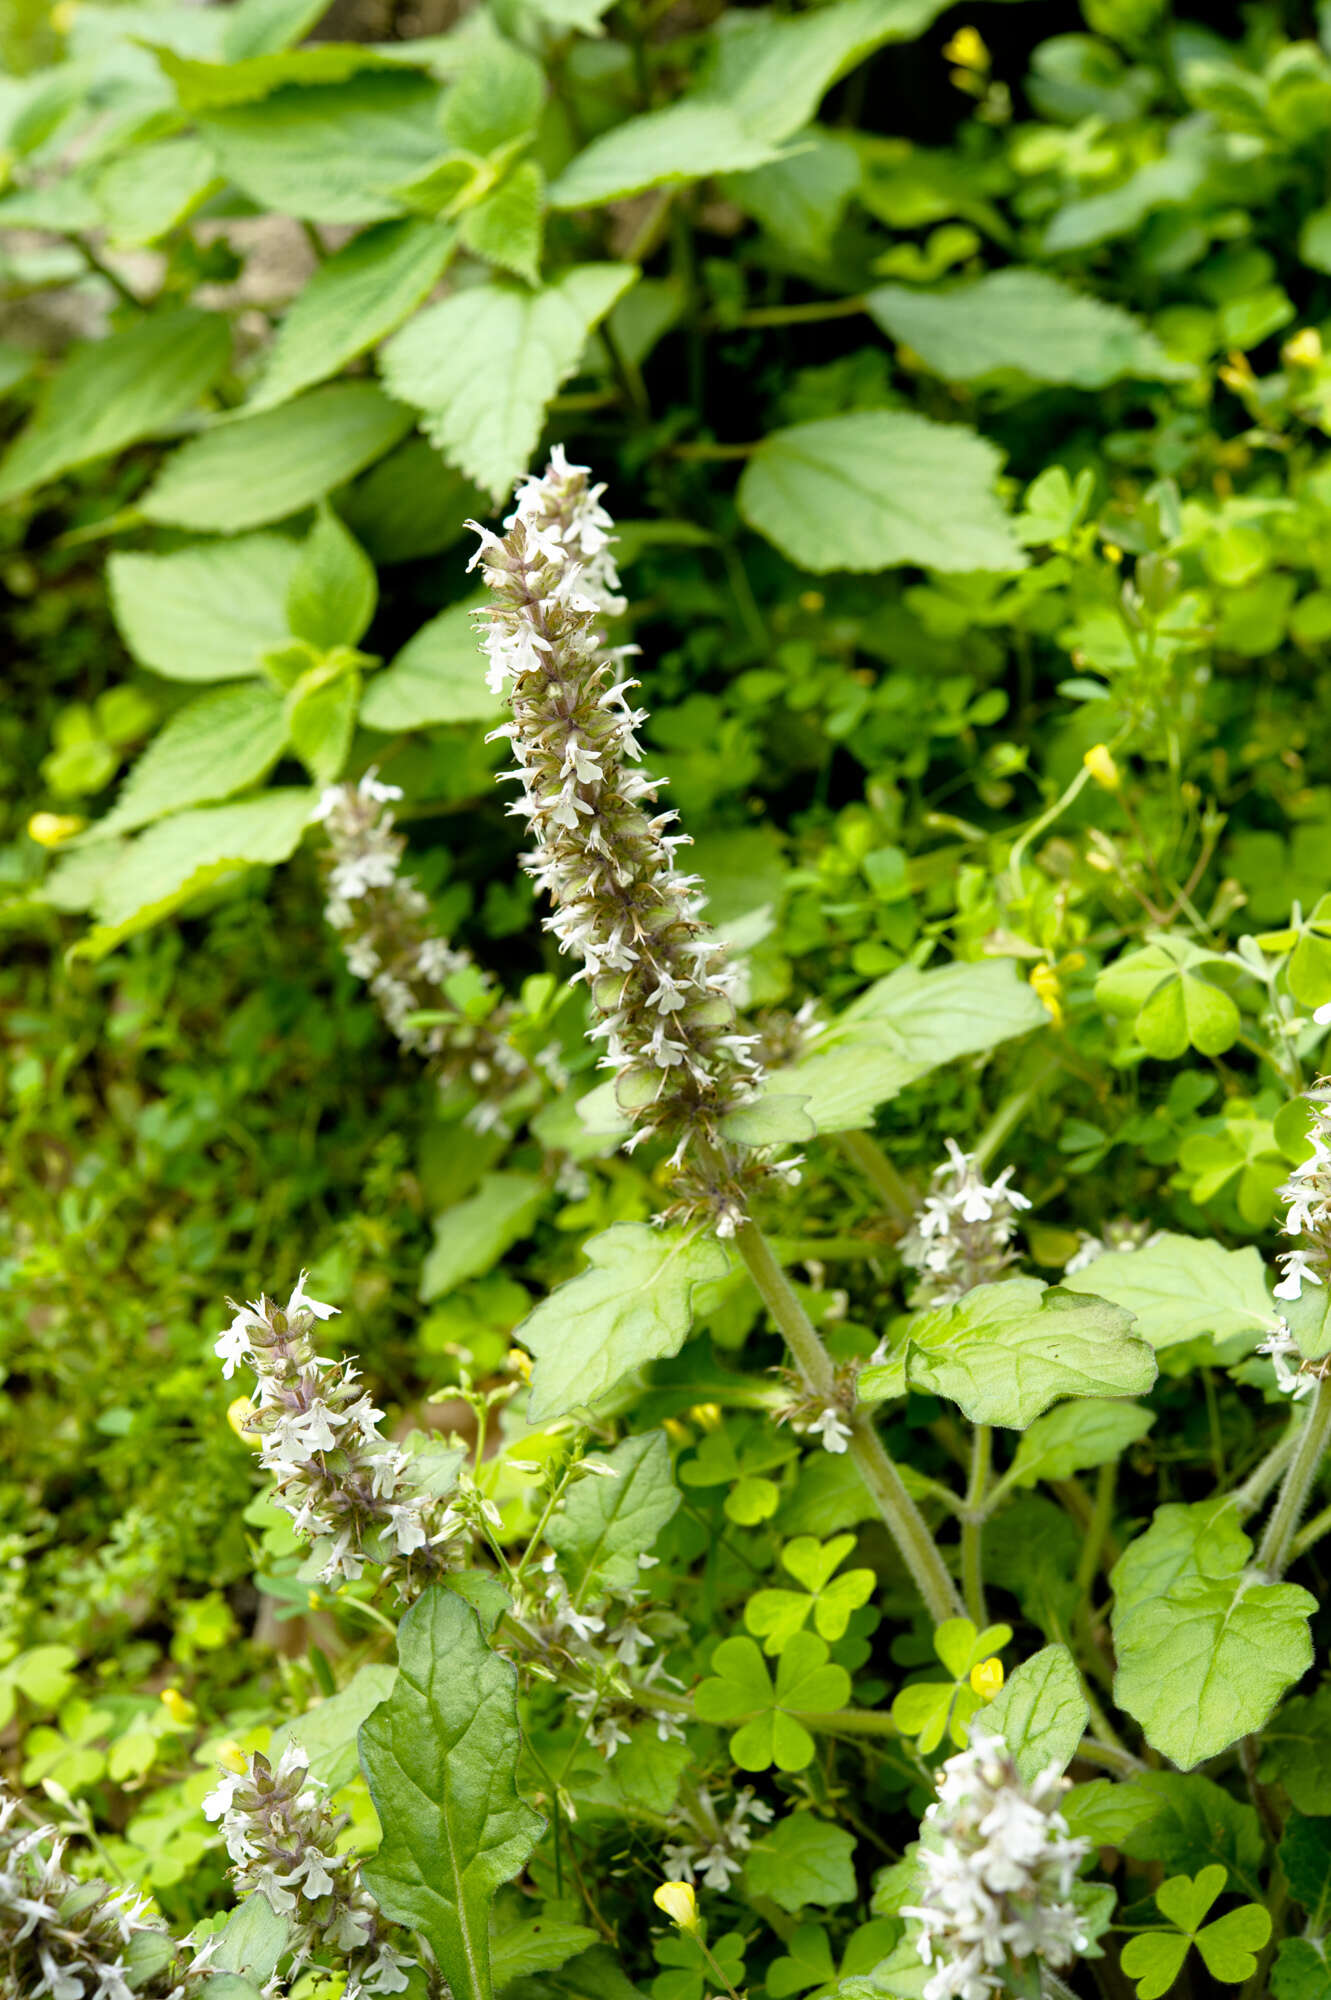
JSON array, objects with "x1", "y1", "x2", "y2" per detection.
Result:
[
  {"x1": 549, "y1": 103, "x2": 783, "y2": 209},
  {"x1": 339, "y1": 439, "x2": 486, "y2": 567},
  {"x1": 1273, "y1": 1937, "x2": 1331, "y2": 2000},
  {"x1": 108, "y1": 534, "x2": 301, "y2": 682},
  {"x1": 746, "y1": 1535, "x2": 875, "y2": 1654},
  {"x1": 491, "y1": 1920, "x2": 598, "y2": 1989},
  {"x1": 1006, "y1": 1401, "x2": 1154, "y2": 1489},
  {"x1": 1120, "y1": 1771, "x2": 1264, "y2": 1900},
  {"x1": 1063, "y1": 1778, "x2": 1163, "y2": 1848},
  {"x1": 360, "y1": 1585, "x2": 544, "y2": 2000},
  {"x1": 441, "y1": 38, "x2": 543, "y2": 155},
  {"x1": 905, "y1": 1279, "x2": 1156, "y2": 1430},
  {"x1": 1061, "y1": 1234, "x2": 1279, "y2": 1352},
  {"x1": 780, "y1": 958, "x2": 1046, "y2": 1133},
  {"x1": 285, "y1": 655, "x2": 361, "y2": 784},
  {"x1": 270, "y1": 1661, "x2": 398, "y2": 1790},
  {"x1": 97, "y1": 683, "x2": 288, "y2": 837},
  {"x1": 93, "y1": 135, "x2": 222, "y2": 247},
  {"x1": 1120, "y1": 1930, "x2": 1192, "y2": 2000},
  {"x1": 420, "y1": 1174, "x2": 547, "y2": 1302},
  {"x1": 701, "y1": 0, "x2": 949, "y2": 146},
  {"x1": 460, "y1": 163, "x2": 545, "y2": 286},
  {"x1": 765, "y1": 1925, "x2": 837, "y2": 1998},
  {"x1": 1261, "y1": 1686, "x2": 1331, "y2": 1814},
  {"x1": 139, "y1": 383, "x2": 415, "y2": 533},
  {"x1": 517, "y1": 1223, "x2": 732, "y2": 1424},
  {"x1": 361, "y1": 599, "x2": 500, "y2": 730},
  {"x1": 0, "y1": 309, "x2": 230, "y2": 504},
  {"x1": 695, "y1": 1631, "x2": 851, "y2": 1773},
  {"x1": 78, "y1": 790, "x2": 313, "y2": 958},
  {"x1": 247, "y1": 218, "x2": 457, "y2": 411},
  {"x1": 545, "y1": 1431, "x2": 680, "y2": 1602},
  {"x1": 1095, "y1": 935, "x2": 1241, "y2": 1059},
  {"x1": 742, "y1": 1813, "x2": 857, "y2": 1912},
  {"x1": 1280, "y1": 1815, "x2": 1331, "y2": 1926},
  {"x1": 222, "y1": 0, "x2": 335, "y2": 58},
  {"x1": 153, "y1": 41, "x2": 397, "y2": 113},
  {"x1": 1112, "y1": 1501, "x2": 1315, "y2": 1768},
  {"x1": 866, "y1": 269, "x2": 1192, "y2": 388},
  {"x1": 381, "y1": 264, "x2": 636, "y2": 503},
  {"x1": 737, "y1": 412, "x2": 1025, "y2": 576},
  {"x1": 199, "y1": 72, "x2": 446, "y2": 224},
  {"x1": 722, "y1": 128, "x2": 860, "y2": 262},
  {"x1": 978, "y1": 1645, "x2": 1089, "y2": 1782},
  {"x1": 286, "y1": 507, "x2": 378, "y2": 652}
]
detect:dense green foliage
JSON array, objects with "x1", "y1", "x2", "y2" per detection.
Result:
[{"x1": 11, "y1": 0, "x2": 1331, "y2": 1996}]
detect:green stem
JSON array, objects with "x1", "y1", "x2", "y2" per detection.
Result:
[
  {"x1": 1233, "y1": 1408, "x2": 1303, "y2": 1516},
  {"x1": 732, "y1": 1220, "x2": 963, "y2": 1621},
  {"x1": 1290, "y1": 1494, "x2": 1331, "y2": 1560},
  {"x1": 1005, "y1": 763, "x2": 1094, "y2": 896},
  {"x1": 1074, "y1": 1462, "x2": 1117, "y2": 1597},
  {"x1": 730, "y1": 294, "x2": 868, "y2": 328},
  {"x1": 962, "y1": 1425, "x2": 991, "y2": 1624},
  {"x1": 837, "y1": 1129, "x2": 914, "y2": 1225},
  {"x1": 970, "y1": 1057, "x2": 1061, "y2": 1174},
  {"x1": 1258, "y1": 1373, "x2": 1331, "y2": 1577}
]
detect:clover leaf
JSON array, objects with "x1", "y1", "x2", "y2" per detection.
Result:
[
  {"x1": 694, "y1": 1631, "x2": 851, "y2": 1772},
  {"x1": 745, "y1": 1533, "x2": 876, "y2": 1656},
  {"x1": 890, "y1": 1617, "x2": 1012, "y2": 1755},
  {"x1": 652, "y1": 1930, "x2": 746, "y2": 2000},
  {"x1": 1121, "y1": 1867, "x2": 1271, "y2": 2000},
  {"x1": 1095, "y1": 934, "x2": 1242, "y2": 1059},
  {"x1": 679, "y1": 1418, "x2": 799, "y2": 1526}
]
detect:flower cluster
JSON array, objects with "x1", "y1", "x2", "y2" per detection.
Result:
[
  {"x1": 315, "y1": 773, "x2": 529, "y2": 1132},
  {"x1": 469, "y1": 450, "x2": 782, "y2": 1229},
  {"x1": 1062, "y1": 1218, "x2": 1159, "y2": 1275},
  {"x1": 1274, "y1": 1083, "x2": 1331, "y2": 1301},
  {"x1": 901, "y1": 1142, "x2": 1031, "y2": 1305},
  {"x1": 202, "y1": 1745, "x2": 411, "y2": 1998},
  {"x1": 903, "y1": 1728, "x2": 1091, "y2": 2000},
  {"x1": 662, "y1": 1787, "x2": 775, "y2": 1892},
  {"x1": 215, "y1": 1275, "x2": 465, "y2": 1590},
  {"x1": 1258, "y1": 1321, "x2": 1316, "y2": 1400},
  {"x1": 1, "y1": 1784, "x2": 205, "y2": 2000}
]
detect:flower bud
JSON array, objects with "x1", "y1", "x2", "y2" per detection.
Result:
[
  {"x1": 1082, "y1": 744, "x2": 1120, "y2": 791},
  {"x1": 654, "y1": 1880, "x2": 700, "y2": 1930},
  {"x1": 27, "y1": 812, "x2": 87, "y2": 847},
  {"x1": 969, "y1": 1657, "x2": 1004, "y2": 1699},
  {"x1": 160, "y1": 1687, "x2": 195, "y2": 1725}
]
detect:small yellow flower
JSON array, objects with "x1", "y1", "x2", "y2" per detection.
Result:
[
  {"x1": 508, "y1": 1347, "x2": 532, "y2": 1382},
  {"x1": 216, "y1": 1740, "x2": 248, "y2": 1774},
  {"x1": 1082, "y1": 743, "x2": 1120, "y2": 792},
  {"x1": 226, "y1": 1396, "x2": 256, "y2": 1440},
  {"x1": 1101, "y1": 543, "x2": 1123, "y2": 565},
  {"x1": 688, "y1": 1402, "x2": 723, "y2": 1432},
  {"x1": 654, "y1": 1881, "x2": 700, "y2": 1930},
  {"x1": 1285, "y1": 327, "x2": 1323, "y2": 370},
  {"x1": 969, "y1": 1657, "x2": 1004, "y2": 1700},
  {"x1": 1029, "y1": 963, "x2": 1064, "y2": 1029},
  {"x1": 160, "y1": 1687, "x2": 195, "y2": 1725},
  {"x1": 27, "y1": 812, "x2": 86, "y2": 847},
  {"x1": 662, "y1": 1417, "x2": 692, "y2": 1446},
  {"x1": 942, "y1": 25, "x2": 989, "y2": 70}
]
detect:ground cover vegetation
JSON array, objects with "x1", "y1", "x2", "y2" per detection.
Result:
[{"x1": 9, "y1": 0, "x2": 1331, "y2": 1995}]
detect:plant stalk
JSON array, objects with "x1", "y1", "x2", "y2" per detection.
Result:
[
  {"x1": 1258, "y1": 1373, "x2": 1331, "y2": 1577},
  {"x1": 962, "y1": 1424, "x2": 991, "y2": 1624},
  {"x1": 837, "y1": 1129, "x2": 914, "y2": 1226}
]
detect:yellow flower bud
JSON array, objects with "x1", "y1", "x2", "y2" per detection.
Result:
[
  {"x1": 1082, "y1": 744, "x2": 1120, "y2": 792},
  {"x1": 1101, "y1": 543, "x2": 1123, "y2": 565},
  {"x1": 942, "y1": 25, "x2": 989, "y2": 69},
  {"x1": 27, "y1": 812, "x2": 87, "y2": 848},
  {"x1": 662, "y1": 1418, "x2": 692, "y2": 1446},
  {"x1": 654, "y1": 1881, "x2": 700, "y2": 1930},
  {"x1": 508, "y1": 1347, "x2": 532, "y2": 1382},
  {"x1": 1284, "y1": 327, "x2": 1323, "y2": 370},
  {"x1": 1029, "y1": 964, "x2": 1064, "y2": 1030},
  {"x1": 969, "y1": 1657, "x2": 1004, "y2": 1699},
  {"x1": 226, "y1": 1396, "x2": 256, "y2": 1441},
  {"x1": 160, "y1": 1687, "x2": 195, "y2": 1725},
  {"x1": 688, "y1": 1402, "x2": 723, "y2": 1432},
  {"x1": 216, "y1": 1740, "x2": 248, "y2": 1774}
]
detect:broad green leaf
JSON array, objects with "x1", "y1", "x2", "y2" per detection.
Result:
[
  {"x1": 906, "y1": 1279, "x2": 1156, "y2": 1430},
  {"x1": 96, "y1": 682, "x2": 288, "y2": 837},
  {"x1": 286, "y1": 507, "x2": 378, "y2": 651},
  {"x1": 549, "y1": 104, "x2": 782, "y2": 209},
  {"x1": 0, "y1": 309, "x2": 229, "y2": 504},
  {"x1": 779, "y1": 958, "x2": 1046, "y2": 1133},
  {"x1": 722, "y1": 128, "x2": 861, "y2": 262},
  {"x1": 109, "y1": 534, "x2": 300, "y2": 682},
  {"x1": 221, "y1": 0, "x2": 334, "y2": 58},
  {"x1": 199, "y1": 72, "x2": 446, "y2": 224},
  {"x1": 1061, "y1": 1234, "x2": 1279, "y2": 1352},
  {"x1": 210, "y1": 1895, "x2": 293, "y2": 1986},
  {"x1": 152, "y1": 41, "x2": 398, "y2": 113},
  {"x1": 701, "y1": 0, "x2": 950, "y2": 145},
  {"x1": 361, "y1": 599, "x2": 500, "y2": 730},
  {"x1": 460, "y1": 162, "x2": 545, "y2": 286},
  {"x1": 1063, "y1": 1778, "x2": 1164, "y2": 1848},
  {"x1": 1261, "y1": 1687, "x2": 1331, "y2": 1814},
  {"x1": 381, "y1": 264, "x2": 636, "y2": 502},
  {"x1": 765, "y1": 1925, "x2": 836, "y2": 1998},
  {"x1": 866, "y1": 269, "x2": 1192, "y2": 387},
  {"x1": 517, "y1": 1222, "x2": 732, "y2": 1424},
  {"x1": 1272, "y1": 1937, "x2": 1331, "y2": 2000},
  {"x1": 1280, "y1": 1815, "x2": 1331, "y2": 1928},
  {"x1": 1006, "y1": 1401, "x2": 1154, "y2": 1489},
  {"x1": 737, "y1": 412, "x2": 1024, "y2": 575},
  {"x1": 285, "y1": 656, "x2": 361, "y2": 784},
  {"x1": 93, "y1": 135, "x2": 222, "y2": 245},
  {"x1": 79, "y1": 789, "x2": 313, "y2": 958},
  {"x1": 339, "y1": 439, "x2": 486, "y2": 567},
  {"x1": 546, "y1": 1431, "x2": 680, "y2": 1603},
  {"x1": 978, "y1": 1644, "x2": 1088, "y2": 1783},
  {"x1": 360, "y1": 1586, "x2": 544, "y2": 2000},
  {"x1": 491, "y1": 1919, "x2": 598, "y2": 1989},
  {"x1": 1112, "y1": 1501, "x2": 1315, "y2": 1768},
  {"x1": 441, "y1": 38, "x2": 543, "y2": 155},
  {"x1": 247, "y1": 219, "x2": 457, "y2": 411},
  {"x1": 270, "y1": 1662, "x2": 398, "y2": 1790},
  {"x1": 139, "y1": 384, "x2": 415, "y2": 533},
  {"x1": 742, "y1": 1813, "x2": 857, "y2": 1912},
  {"x1": 1120, "y1": 1770, "x2": 1264, "y2": 1900},
  {"x1": 420, "y1": 1174, "x2": 547, "y2": 1301}
]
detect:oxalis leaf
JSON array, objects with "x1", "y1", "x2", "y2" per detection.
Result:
[
  {"x1": 360, "y1": 1586, "x2": 544, "y2": 2000},
  {"x1": 517, "y1": 1222, "x2": 732, "y2": 1424},
  {"x1": 1111, "y1": 1500, "x2": 1315, "y2": 1769}
]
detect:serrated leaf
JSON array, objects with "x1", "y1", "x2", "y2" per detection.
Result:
[
  {"x1": 906, "y1": 1279, "x2": 1156, "y2": 1430},
  {"x1": 93, "y1": 135, "x2": 222, "y2": 246},
  {"x1": 361, "y1": 598, "x2": 500, "y2": 730},
  {"x1": 722, "y1": 128, "x2": 861, "y2": 262},
  {"x1": 339, "y1": 439, "x2": 486, "y2": 567},
  {"x1": 1280, "y1": 1815, "x2": 1331, "y2": 1927},
  {"x1": 978, "y1": 1644, "x2": 1089, "y2": 1782},
  {"x1": 286, "y1": 507, "x2": 378, "y2": 651},
  {"x1": 460, "y1": 163, "x2": 545, "y2": 285},
  {"x1": 420, "y1": 1174, "x2": 547, "y2": 1302},
  {"x1": 140, "y1": 383, "x2": 415, "y2": 532},
  {"x1": 702, "y1": 0, "x2": 949, "y2": 145},
  {"x1": 1261, "y1": 1686, "x2": 1331, "y2": 1815},
  {"x1": 1272, "y1": 1936, "x2": 1331, "y2": 2000},
  {"x1": 286, "y1": 657, "x2": 360, "y2": 783},
  {"x1": 779, "y1": 958, "x2": 1046, "y2": 1133},
  {"x1": 549, "y1": 104, "x2": 782, "y2": 209},
  {"x1": 381, "y1": 264, "x2": 636, "y2": 502},
  {"x1": 866, "y1": 269, "x2": 1193, "y2": 387},
  {"x1": 1120, "y1": 1771, "x2": 1264, "y2": 1899},
  {"x1": 1112, "y1": 1501, "x2": 1315, "y2": 1769},
  {"x1": 97, "y1": 683, "x2": 288, "y2": 837},
  {"x1": 742, "y1": 1814, "x2": 857, "y2": 1912},
  {"x1": 546, "y1": 1431, "x2": 679, "y2": 1603},
  {"x1": 247, "y1": 218, "x2": 457, "y2": 412},
  {"x1": 360, "y1": 1586, "x2": 544, "y2": 2000},
  {"x1": 516, "y1": 1223, "x2": 731, "y2": 1424},
  {"x1": 737, "y1": 412, "x2": 1025, "y2": 576},
  {"x1": 0, "y1": 309, "x2": 229, "y2": 504},
  {"x1": 108, "y1": 534, "x2": 301, "y2": 682},
  {"x1": 441, "y1": 38, "x2": 543, "y2": 155},
  {"x1": 1006, "y1": 1401, "x2": 1154, "y2": 1489},
  {"x1": 1061, "y1": 1234, "x2": 1279, "y2": 1352},
  {"x1": 491, "y1": 1920, "x2": 597, "y2": 1989}
]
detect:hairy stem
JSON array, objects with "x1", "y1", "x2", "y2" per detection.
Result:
[
  {"x1": 837, "y1": 1129, "x2": 915, "y2": 1226},
  {"x1": 962, "y1": 1425, "x2": 991, "y2": 1624}
]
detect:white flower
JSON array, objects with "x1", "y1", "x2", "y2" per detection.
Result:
[
  {"x1": 902, "y1": 1147, "x2": 1031, "y2": 1304},
  {"x1": 796, "y1": 1405, "x2": 853, "y2": 1454},
  {"x1": 1258, "y1": 1321, "x2": 1315, "y2": 1400}
]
